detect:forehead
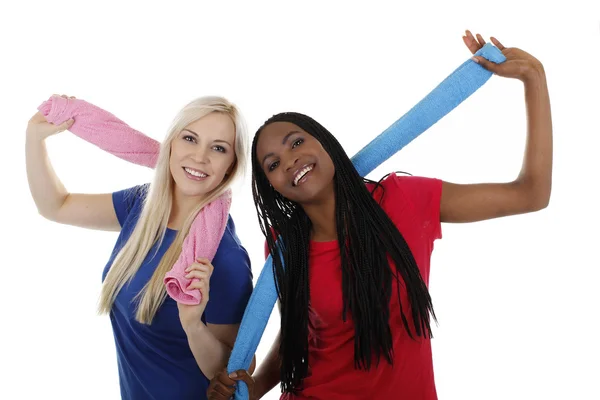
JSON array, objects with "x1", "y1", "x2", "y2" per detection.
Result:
[
  {"x1": 259, "y1": 121, "x2": 302, "y2": 139},
  {"x1": 183, "y1": 112, "x2": 235, "y2": 141},
  {"x1": 256, "y1": 121, "x2": 303, "y2": 151}
]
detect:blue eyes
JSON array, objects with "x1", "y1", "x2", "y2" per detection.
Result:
[
  {"x1": 267, "y1": 138, "x2": 304, "y2": 171},
  {"x1": 182, "y1": 135, "x2": 226, "y2": 153}
]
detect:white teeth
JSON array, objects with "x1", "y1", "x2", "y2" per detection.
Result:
[
  {"x1": 293, "y1": 165, "x2": 313, "y2": 186},
  {"x1": 184, "y1": 168, "x2": 207, "y2": 178}
]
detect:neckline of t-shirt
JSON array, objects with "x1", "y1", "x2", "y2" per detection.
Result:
[{"x1": 309, "y1": 239, "x2": 339, "y2": 251}]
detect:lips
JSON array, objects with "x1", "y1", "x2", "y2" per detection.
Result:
[
  {"x1": 292, "y1": 164, "x2": 314, "y2": 186},
  {"x1": 183, "y1": 167, "x2": 209, "y2": 180}
]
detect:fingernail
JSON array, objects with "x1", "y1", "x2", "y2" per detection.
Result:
[
  {"x1": 471, "y1": 57, "x2": 479, "y2": 63},
  {"x1": 229, "y1": 372, "x2": 237, "y2": 378}
]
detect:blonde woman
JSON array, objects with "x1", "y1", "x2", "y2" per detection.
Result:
[{"x1": 25, "y1": 96, "x2": 254, "y2": 399}]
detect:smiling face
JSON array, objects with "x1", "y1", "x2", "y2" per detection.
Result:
[
  {"x1": 255, "y1": 121, "x2": 336, "y2": 205},
  {"x1": 169, "y1": 111, "x2": 236, "y2": 200}
]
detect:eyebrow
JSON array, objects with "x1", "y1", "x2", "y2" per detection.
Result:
[
  {"x1": 182, "y1": 128, "x2": 199, "y2": 137},
  {"x1": 261, "y1": 130, "x2": 301, "y2": 166},
  {"x1": 182, "y1": 129, "x2": 232, "y2": 147}
]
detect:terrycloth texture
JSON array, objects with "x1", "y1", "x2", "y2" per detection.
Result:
[
  {"x1": 38, "y1": 96, "x2": 233, "y2": 305},
  {"x1": 163, "y1": 191, "x2": 232, "y2": 304},
  {"x1": 227, "y1": 43, "x2": 507, "y2": 399},
  {"x1": 38, "y1": 96, "x2": 160, "y2": 168},
  {"x1": 351, "y1": 43, "x2": 507, "y2": 176}
]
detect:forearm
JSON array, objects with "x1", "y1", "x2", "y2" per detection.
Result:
[
  {"x1": 253, "y1": 332, "x2": 282, "y2": 398},
  {"x1": 185, "y1": 322, "x2": 232, "y2": 379},
  {"x1": 516, "y1": 67, "x2": 553, "y2": 207},
  {"x1": 25, "y1": 134, "x2": 68, "y2": 218}
]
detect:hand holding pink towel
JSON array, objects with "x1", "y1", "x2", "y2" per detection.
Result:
[
  {"x1": 38, "y1": 96, "x2": 160, "y2": 168},
  {"x1": 37, "y1": 95, "x2": 232, "y2": 305},
  {"x1": 164, "y1": 190, "x2": 232, "y2": 304}
]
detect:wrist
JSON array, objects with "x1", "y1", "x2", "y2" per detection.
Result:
[
  {"x1": 521, "y1": 62, "x2": 545, "y2": 84},
  {"x1": 26, "y1": 130, "x2": 47, "y2": 143},
  {"x1": 182, "y1": 319, "x2": 205, "y2": 336},
  {"x1": 252, "y1": 371, "x2": 276, "y2": 399}
]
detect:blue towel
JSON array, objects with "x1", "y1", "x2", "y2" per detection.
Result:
[{"x1": 227, "y1": 43, "x2": 506, "y2": 399}]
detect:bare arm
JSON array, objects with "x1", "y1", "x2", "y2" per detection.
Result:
[
  {"x1": 184, "y1": 322, "x2": 256, "y2": 380},
  {"x1": 181, "y1": 259, "x2": 256, "y2": 380},
  {"x1": 440, "y1": 32, "x2": 552, "y2": 223},
  {"x1": 26, "y1": 112, "x2": 120, "y2": 231},
  {"x1": 252, "y1": 329, "x2": 282, "y2": 398}
]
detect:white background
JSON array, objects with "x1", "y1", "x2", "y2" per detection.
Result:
[{"x1": 2, "y1": 1, "x2": 599, "y2": 399}]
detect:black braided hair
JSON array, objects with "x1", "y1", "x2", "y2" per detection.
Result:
[{"x1": 251, "y1": 112, "x2": 436, "y2": 394}]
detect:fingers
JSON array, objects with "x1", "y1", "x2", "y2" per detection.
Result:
[
  {"x1": 217, "y1": 370, "x2": 237, "y2": 386},
  {"x1": 490, "y1": 36, "x2": 506, "y2": 51},
  {"x1": 185, "y1": 261, "x2": 212, "y2": 273},
  {"x1": 475, "y1": 33, "x2": 487, "y2": 47},
  {"x1": 52, "y1": 94, "x2": 77, "y2": 101},
  {"x1": 29, "y1": 111, "x2": 48, "y2": 123},
  {"x1": 207, "y1": 386, "x2": 234, "y2": 400},
  {"x1": 186, "y1": 277, "x2": 209, "y2": 290},
  {"x1": 207, "y1": 370, "x2": 237, "y2": 400},
  {"x1": 195, "y1": 257, "x2": 214, "y2": 269},
  {"x1": 471, "y1": 56, "x2": 499, "y2": 73},
  {"x1": 212, "y1": 381, "x2": 236, "y2": 398},
  {"x1": 185, "y1": 269, "x2": 209, "y2": 280},
  {"x1": 185, "y1": 258, "x2": 214, "y2": 274},
  {"x1": 230, "y1": 370, "x2": 255, "y2": 388},
  {"x1": 463, "y1": 30, "x2": 481, "y2": 54},
  {"x1": 56, "y1": 119, "x2": 75, "y2": 133}
]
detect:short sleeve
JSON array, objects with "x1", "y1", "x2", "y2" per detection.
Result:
[
  {"x1": 112, "y1": 184, "x2": 148, "y2": 227},
  {"x1": 264, "y1": 227, "x2": 279, "y2": 259},
  {"x1": 264, "y1": 240, "x2": 270, "y2": 260},
  {"x1": 204, "y1": 222, "x2": 253, "y2": 325},
  {"x1": 379, "y1": 173, "x2": 443, "y2": 241}
]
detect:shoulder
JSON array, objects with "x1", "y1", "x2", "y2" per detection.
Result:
[
  {"x1": 112, "y1": 183, "x2": 150, "y2": 226},
  {"x1": 212, "y1": 216, "x2": 252, "y2": 279},
  {"x1": 368, "y1": 173, "x2": 441, "y2": 206},
  {"x1": 204, "y1": 215, "x2": 253, "y2": 324},
  {"x1": 369, "y1": 172, "x2": 443, "y2": 240}
]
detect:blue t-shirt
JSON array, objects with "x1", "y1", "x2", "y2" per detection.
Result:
[{"x1": 102, "y1": 184, "x2": 253, "y2": 400}]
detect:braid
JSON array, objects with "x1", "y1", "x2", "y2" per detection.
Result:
[{"x1": 251, "y1": 112, "x2": 436, "y2": 393}]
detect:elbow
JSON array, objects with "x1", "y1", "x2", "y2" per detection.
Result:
[
  {"x1": 525, "y1": 187, "x2": 551, "y2": 212},
  {"x1": 528, "y1": 196, "x2": 550, "y2": 212},
  {"x1": 515, "y1": 178, "x2": 551, "y2": 213},
  {"x1": 37, "y1": 207, "x2": 58, "y2": 222},
  {"x1": 35, "y1": 194, "x2": 69, "y2": 223}
]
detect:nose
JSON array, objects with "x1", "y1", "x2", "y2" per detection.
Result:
[
  {"x1": 190, "y1": 146, "x2": 209, "y2": 164},
  {"x1": 284, "y1": 154, "x2": 299, "y2": 172}
]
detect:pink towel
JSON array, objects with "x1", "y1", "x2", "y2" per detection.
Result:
[
  {"x1": 38, "y1": 96, "x2": 160, "y2": 168},
  {"x1": 164, "y1": 190, "x2": 232, "y2": 304},
  {"x1": 38, "y1": 95, "x2": 232, "y2": 305}
]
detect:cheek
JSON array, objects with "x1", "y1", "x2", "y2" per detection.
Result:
[
  {"x1": 170, "y1": 142, "x2": 185, "y2": 162},
  {"x1": 214, "y1": 154, "x2": 235, "y2": 177},
  {"x1": 321, "y1": 152, "x2": 336, "y2": 176},
  {"x1": 269, "y1": 172, "x2": 289, "y2": 193}
]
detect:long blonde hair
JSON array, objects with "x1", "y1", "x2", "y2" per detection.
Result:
[{"x1": 98, "y1": 96, "x2": 248, "y2": 324}]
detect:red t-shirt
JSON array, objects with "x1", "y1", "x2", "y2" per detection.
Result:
[{"x1": 273, "y1": 173, "x2": 443, "y2": 400}]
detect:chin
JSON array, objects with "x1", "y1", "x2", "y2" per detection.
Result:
[{"x1": 173, "y1": 178, "x2": 214, "y2": 198}]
